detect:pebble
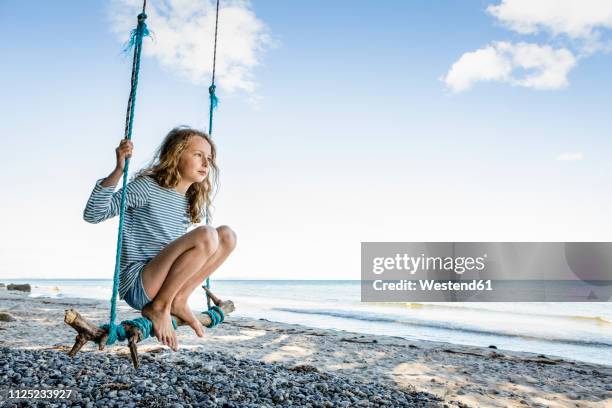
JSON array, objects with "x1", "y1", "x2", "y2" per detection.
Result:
[{"x1": 0, "y1": 347, "x2": 445, "y2": 407}]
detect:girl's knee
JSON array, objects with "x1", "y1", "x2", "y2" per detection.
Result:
[
  {"x1": 192, "y1": 225, "x2": 219, "y2": 253},
  {"x1": 216, "y1": 225, "x2": 237, "y2": 249}
]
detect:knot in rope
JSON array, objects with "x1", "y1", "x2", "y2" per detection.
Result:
[
  {"x1": 203, "y1": 305, "x2": 225, "y2": 328},
  {"x1": 209, "y1": 84, "x2": 218, "y2": 110},
  {"x1": 124, "y1": 13, "x2": 150, "y2": 54}
]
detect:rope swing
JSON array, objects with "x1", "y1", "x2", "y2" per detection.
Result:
[
  {"x1": 103, "y1": 0, "x2": 224, "y2": 345},
  {"x1": 204, "y1": 0, "x2": 221, "y2": 310},
  {"x1": 105, "y1": 0, "x2": 150, "y2": 345}
]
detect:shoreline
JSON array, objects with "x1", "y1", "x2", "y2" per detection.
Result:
[
  {"x1": 5, "y1": 279, "x2": 609, "y2": 366},
  {"x1": 0, "y1": 290, "x2": 610, "y2": 407}
]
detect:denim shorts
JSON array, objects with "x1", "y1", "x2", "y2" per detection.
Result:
[{"x1": 123, "y1": 268, "x2": 152, "y2": 311}]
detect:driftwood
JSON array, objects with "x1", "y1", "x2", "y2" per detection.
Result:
[{"x1": 64, "y1": 287, "x2": 235, "y2": 369}]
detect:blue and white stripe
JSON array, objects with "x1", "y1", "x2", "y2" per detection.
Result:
[{"x1": 83, "y1": 175, "x2": 191, "y2": 298}]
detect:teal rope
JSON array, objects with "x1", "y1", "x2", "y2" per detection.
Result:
[
  {"x1": 205, "y1": 85, "x2": 218, "y2": 309},
  {"x1": 208, "y1": 84, "x2": 218, "y2": 133},
  {"x1": 205, "y1": 277, "x2": 212, "y2": 310},
  {"x1": 203, "y1": 305, "x2": 225, "y2": 328},
  {"x1": 106, "y1": 10, "x2": 150, "y2": 346},
  {"x1": 205, "y1": 0, "x2": 221, "y2": 311}
]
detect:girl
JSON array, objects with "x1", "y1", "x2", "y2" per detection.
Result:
[{"x1": 84, "y1": 127, "x2": 237, "y2": 351}]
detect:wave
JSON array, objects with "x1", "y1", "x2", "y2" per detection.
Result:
[
  {"x1": 568, "y1": 315, "x2": 612, "y2": 324},
  {"x1": 373, "y1": 302, "x2": 612, "y2": 324},
  {"x1": 273, "y1": 307, "x2": 612, "y2": 348}
]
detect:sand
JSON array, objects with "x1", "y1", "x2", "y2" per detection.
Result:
[{"x1": 0, "y1": 289, "x2": 610, "y2": 407}]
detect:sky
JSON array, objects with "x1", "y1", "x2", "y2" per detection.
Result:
[{"x1": 1, "y1": 0, "x2": 612, "y2": 280}]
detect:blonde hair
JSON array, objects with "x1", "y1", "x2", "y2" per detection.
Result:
[{"x1": 134, "y1": 126, "x2": 219, "y2": 224}]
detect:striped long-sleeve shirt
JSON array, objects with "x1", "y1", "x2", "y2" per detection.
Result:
[{"x1": 83, "y1": 175, "x2": 192, "y2": 298}]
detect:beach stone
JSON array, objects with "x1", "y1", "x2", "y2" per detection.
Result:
[
  {"x1": 0, "y1": 312, "x2": 16, "y2": 322},
  {"x1": 314, "y1": 383, "x2": 328, "y2": 392},
  {"x1": 0, "y1": 347, "x2": 447, "y2": 408},
  {"x1": 7, "y1": 283, "x2": 30, "y2": 292}
]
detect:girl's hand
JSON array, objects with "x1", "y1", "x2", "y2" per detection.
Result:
[{"x1": 115, "y1": 139, "x2": 133, "y2": 172}]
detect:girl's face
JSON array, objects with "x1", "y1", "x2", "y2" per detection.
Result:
[{"x1": 178, "y1": 136, "x2": 212, "y2": 184}]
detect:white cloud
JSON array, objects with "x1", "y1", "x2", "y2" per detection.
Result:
[
  {"x1": 487, "y1": 0, "x2": 612, "y2": 39},
  {"x1": 109, "y1": 0, "x2": 275, "y2": 94},
  {"x1": 444, "y1": 1, "x2": 612, "y2": 93},
  {"x1": 443, "y1": 45, "x2": 512, "y2": 93},
  {"x1": 557, "y1": 152, "x2": 584, "y2": 161},
  {"x1": 443, "y1": 42, "x2": 576, "y2": 93}
]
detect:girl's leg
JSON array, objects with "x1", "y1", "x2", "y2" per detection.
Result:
[
  {"x1": 140, "y1": 226, "x2": 219, "y2": 350},
  {"x1": 170, "y1": 226, "x2": 237, "y2": 324}
]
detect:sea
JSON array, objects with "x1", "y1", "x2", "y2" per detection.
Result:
[{"x1": 5, "y1": 279, "x2": 611, "y2": 366}]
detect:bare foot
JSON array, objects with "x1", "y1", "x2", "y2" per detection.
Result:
[
  {"x1": 171, "y1": 298, "x2": 204, "y2": 337},
  {"x1": 142, "y1": 302, "x2": 178, "y2": 351}
]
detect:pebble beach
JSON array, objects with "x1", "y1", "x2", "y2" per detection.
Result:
[{"x1": 0, "y1": 289, "x2": 610, "y2": 407}]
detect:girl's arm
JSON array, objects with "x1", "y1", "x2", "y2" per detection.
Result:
[
  {"x1": 83, "y1": 175, "x2": 151, "y2": 224},
  {"x1": 83, "y1": 139, "x2": 150, "y2": 224},
  {"x1": 100, "y1": 167, "x2": 123, "y2": 188}
]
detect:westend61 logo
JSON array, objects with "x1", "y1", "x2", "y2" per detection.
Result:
[
  {"x1": 361, "y1": 242, "x2": 612, "y2": 302},
  {"x1": 372, "y1": 253, "x2": 487, "y2": 275}
]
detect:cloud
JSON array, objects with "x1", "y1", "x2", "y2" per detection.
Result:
[
  {"x1": 444, "y1": 1, "x2": 612, "y2": 93},
  {"x1": 108, "y1": 0, "x2": 275, "y2": 94},
  {"x1": 443, "y1": 42, "x2": 576, "y2": 93},
  {"x1": 487, "y1": 0, "x2": 612, "y2": 39},
  {"x1": 557, "y1": 152, "x2": 584, "y2": 161}
]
